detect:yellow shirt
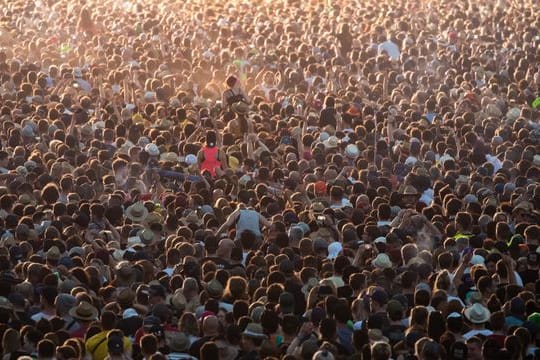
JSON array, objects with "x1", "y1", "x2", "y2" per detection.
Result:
[{"x1": 85, "y1": 331, "x2": 132, "y2": 360}]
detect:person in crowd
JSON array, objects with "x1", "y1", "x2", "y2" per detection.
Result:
[{"x1": 0, "y1": 0, "x2": 539, "y2": 359}]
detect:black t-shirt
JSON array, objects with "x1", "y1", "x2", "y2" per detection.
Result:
[
  {"x1": 387, "y1": 324, "x2": 407, "y2": 345},
  {"x1": 519, "y1": 269, "x2": 538, "y2": 286},
  {"x1": 118, "y1": 317, "x2": 144, "y2": 338},
  {"x1": 189, "y1": 336, "x2": 212, "y2": 358},
  {"x1": 319, "y1": 107, "x2": 337, "y2": 128},
  {"x1": 239, "y1": 350, "x2": 260, "y2": 360},
  {"x1": 336, "y1": 32, "x2": 353, "y2": 54},
  {"x1": 370, "y1": 312, "x2": 391, "y2": 338},
  {"x1": 226, "y1": 89, "x2": 246, "y2": 106},
  {"x1": 404, "y1": 294, "x2": 415, "y2": 312},
  {"x1": 6, "y1": 351, "x2": 29, "y2": 360}
]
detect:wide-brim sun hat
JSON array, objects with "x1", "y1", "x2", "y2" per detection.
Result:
[
  {"x1": 68, "y1": 301, "x2": 98, "y2": 321},
  {"x1": 463, "y1": 303, "x2": 491, "y2": 324},
  {"x1": 125, "y1": 202, "x2": 149, "y2": 222}
]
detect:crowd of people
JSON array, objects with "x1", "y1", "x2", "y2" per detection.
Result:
[{"x1": 0, "y1": 0, "x2": 539, "y2": 359}]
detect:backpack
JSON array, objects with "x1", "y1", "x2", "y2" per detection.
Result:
[{"x1": 226, "y1": 89, "x2": 246, "y2": 106}]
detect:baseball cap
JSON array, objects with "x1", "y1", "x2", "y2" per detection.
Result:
[
  {"x1": 371, "y1": 289, "x2": 389, "y2": 305},
  {"x1": 108, "y1": 334, "x2": 124, "y2": 355},
  {"x1": 279, "y1": 292, "x2": 295, "y2": 314},
  {"x1": 143, "y1": 315, "x2": 161, "y2": 328},
  {"x1": 122, "y1": 308, "x2": 139, "y2": 320},
  {"x1": 374, "y1": 237, "x2": 387, "y2": 244},
  {"x1": 148, "y1": 284, "x2": 166, "y2": 298},
  {"x1": 448, "y1": 342, "x2": 468, "y2": 360}
]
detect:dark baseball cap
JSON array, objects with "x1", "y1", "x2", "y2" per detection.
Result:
[
  {"x1": 148, "y1": 284, "x2": 166, "y2": 298},
  {"x1": 107, "y1": 334, "x2": 124, "y2": 355},
  {"x1": 448, "y1": 341, "x2": 468, "y2": 360},
  {"x1": 143, "y1": 315, "x2": 161, "y2": 327},
  {"x1": 371, "y1": 289, "x2": 389, "y2": 305}
]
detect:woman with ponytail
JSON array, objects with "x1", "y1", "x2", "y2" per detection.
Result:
[{"x1": 198, "y1": 130, "x2": 227, "y2": 178}]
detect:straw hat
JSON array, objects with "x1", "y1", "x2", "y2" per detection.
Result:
[
  {"x1": 183, "y1": 211, "x2": 202, "y2": 226},
  {"x1": 323, "y1": 136, "x2": 339, "y2": 149},
  {"x1": 399, "y1": 185, "x2": 419, "y2": 196},
  {"x1": 68, "y1": 301, "x2": 98, "y2": 321},
  {"x1": 46, "y1": 246, "x2": 61, "y2": 261},
  {"x1": 160, "y1": 152, "x2": 180, "y2": 163},
  {"x1": 166, "y1": 290, "x2": 187, "y2": 312},
  {"x1": 463, "y1": 303, "x2": 490, "y2": 324},
  {"x1": 206, "y1": 279, "x2": 224, "y2": 298},
  {"x1": 125, "y1": 202, "x2": 149, "y2": 222}
]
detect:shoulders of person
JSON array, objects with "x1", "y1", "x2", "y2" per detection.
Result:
[
  {"x1": 311, "y1": 197, "x2": 330, "y2": 206},
  {"x1": 239, "y1": 350, "x2": 261, "y2": 360},
  {"x1": 167, "y1": 353, "x2": 198, "y2": 360},
  {"x1": 188, "y1": 336, "x2": 213, "y2": 355},
  {"x1": 118, "y1": 316, "x2": 143, "y2": 329},
  {"x1": 123, "y1": 336, "x2": 133, "y2": 348},
  {"x1": 514, "y1": 271, "x2": 524, "y2": 286},
  {"x1": 31, "y1": 312, "x2": 53, "y2": 322},
  {"x1": 201, "y1": 256, "x2": 230, "y2": 268},
  {"x1": 464, "y1": 329, "x2": 492, "y2": 338},
  {"x1": 341, "y1": 198, "x2": 352, "y2": 207},
  {"x1": 329, "y1": 339, "x2": 352, "y2": 355},
  {"x1": 190, "y1": 335, "x2": 212, "y2": 347},
  {"x1": 86, "y1": 331, "x2": 107, "y2": 347},
  {"x1": 320, "y1": 107, "x2": 336, "y2": 116},
  {"x1": 388, "y1": 323, "x2": 407, "y2": 331},
  {"x1": 217, "y1": 301, "x2": 234, "y2": 312}
]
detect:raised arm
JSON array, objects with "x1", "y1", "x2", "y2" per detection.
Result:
[
  {"x1": 452, "y1": 251, "x2": 472, "y2": 291},
  {"x1": 215, "y1": 209, "x2": 240, "y2": 236}
]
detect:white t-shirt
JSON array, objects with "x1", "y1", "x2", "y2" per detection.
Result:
[
  {"x1": 378, "y1": 40, "x2": 400, "y2": 61},
  {"x1": 463, "y1": 329, "x2": 493, "y2": 340},
  {"x1": 31, "y1": 312, "x2": 54, "y2": 322}
]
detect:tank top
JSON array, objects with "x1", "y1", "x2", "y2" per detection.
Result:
[
  {"x1": 235, "y1": 209, "x2": 262, "y2": 240},
  {"x1": 200, "y1": 146, "x2": 221, "y2": 177},
  {"x1": 226, "y1": 89, "x2": 245, "y2": 106}
]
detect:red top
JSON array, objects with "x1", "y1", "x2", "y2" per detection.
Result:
[{"x1": 200, "y1": 146, "x2": 221, "y2": 177}]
